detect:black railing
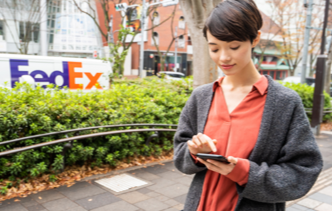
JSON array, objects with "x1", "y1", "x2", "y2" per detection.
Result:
[
  {"x1": 0, "y1": 124, "x2": 178, "y2": 146},
  {"x1": 0, "y1": 124, "x2": 178, "y2": 172}
]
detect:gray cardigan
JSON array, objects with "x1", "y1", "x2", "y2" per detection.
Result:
[{"x1": 173, "y1": 75, "x2": 323, "y2": 211}]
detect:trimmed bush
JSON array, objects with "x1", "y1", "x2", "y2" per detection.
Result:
[
  {"x1": 282, "y1": 82, "x2": 332, "y2": 121},
  {"x1": 0, "y1": 77, "x2": 193, "y2": 180}
]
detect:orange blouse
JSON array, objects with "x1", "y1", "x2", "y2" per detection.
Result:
[{"x1": 192, "y1": 75, "x2": 268, "y2": 211}]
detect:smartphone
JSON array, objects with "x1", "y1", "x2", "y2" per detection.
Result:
[{"x1": 196, "y1": 153, "x2": 230, "y2": 164}]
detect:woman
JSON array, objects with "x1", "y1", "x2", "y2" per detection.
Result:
[{"x1": 173, "y1": 0, "x2": 323, "y2": 210}]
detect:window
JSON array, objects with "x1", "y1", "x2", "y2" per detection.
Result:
[
  {"x1": 32, "y1": 24, "x2": 39, "y2": 42},
  {"x1": 49, "y1": 34, "x2": 54, "y2": 44},
  {"x1": 179, "y1": 16, "x2": 185, "y2": 29},
  {"x1": 269, "y1": 71, "x2": 275, "y2": 79},
  {"x1": 187, "y1": 36, "x2": 192, "y2": 45},
  {"x1": 178, "y1": 35, "x2": 185, "y2": 48},
  {"x1": 276, "y1": 71, "x2": 282, "y2": 80},
  {"x1": 153, "y1": 12, "x2": 159, "y2": 26},
  {"x1": 20, "y1": 22, "x2": 40, "y2": 43},
  {"x1": 0, "y1": 21, "x2": 5, "y2": 40},
  {"x1": 280, "y1": 60, "x2": 287, "y2": 65},
  {"x1": 263, "y1": 71, "x2": 268, "y2": 75},
  {"x1": 152, "y1": 32, "x2": 159, "y2": 46}
]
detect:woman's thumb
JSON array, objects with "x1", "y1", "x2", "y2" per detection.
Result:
[{"x1": 228, "y1": 156, "x2": 238, "y2": 164}]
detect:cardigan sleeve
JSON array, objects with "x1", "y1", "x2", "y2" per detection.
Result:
[
  {"x1": 173, "y1": 95, "x2": 207, "y2": 174},
  {"x1": 236, "y1": 95, "x2": 323, "y2": 203}
]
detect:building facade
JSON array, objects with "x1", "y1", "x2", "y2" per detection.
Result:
[
  {"x1": 0, "y1": 0, "x2": 104, "y2": 58},
  {"x1": 254, "y1": 11, "x2": 291, "y2": 80},
  {"x1": 97, "y1": 0, "x2": 192, "y2": 77}
]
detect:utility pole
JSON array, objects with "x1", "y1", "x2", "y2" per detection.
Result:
[
  {"x1": 325, "y1": 35, "x2": 332, "y2": 94},
  {"x1": 40, "y1": 0, "x2": 47, "y2": 56},
  {"x1": 108, "y1": 15, "x2": 114, "y2": 44},
  {"x1": 174, "y1": 26, "x2": 178, "y2": 72},
  {"x1": 311, "y1": 0, "x2": 330, "y2": 134},
  {"x1": 301, "y1": 0, "x2": 313, "y2": 84},
  {"x1": 139, "y1": 0, "x2": 147, "y2": 78}
]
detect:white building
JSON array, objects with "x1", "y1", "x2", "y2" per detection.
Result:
[{"x1": 0, "y1": 0, "x2": 104, "y2": 58}]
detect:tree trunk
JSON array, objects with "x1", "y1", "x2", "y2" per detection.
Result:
[
  {"x1": 180, "y1": 0, "x2": 220, "y2": 88},
  {"x1": 161, "y1": 55, "x2": 165, "y2": 72}
]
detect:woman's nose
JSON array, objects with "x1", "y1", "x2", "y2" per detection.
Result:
[{"x1": 219, "y1": 51, "x2": 231, "y2": 63}]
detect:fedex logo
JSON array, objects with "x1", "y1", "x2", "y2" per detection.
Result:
[{"x1": 10, "y1": 59, "x2": 103, "y2": 90}]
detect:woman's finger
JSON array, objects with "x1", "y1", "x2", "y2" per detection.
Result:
[
  {"x1": 187, "y1": 140, "x2": 197, "y2": 149},
  {"x1": 197, "y1": 134, "x2": 207, "y2": 146},
  {"x1": 227, "y1": 156, "x2": 238, "y2": 164},
  {"x1": 207, "y1": 139, "x2": 217, "y2": 152},
  {"x1": 198, "y1": 158, "x2": 219, "y2": 172},
  {"x1": 193, "y1": 136, "x2": 203, "y2": 148}
]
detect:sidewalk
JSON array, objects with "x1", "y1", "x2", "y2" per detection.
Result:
[{"x1": 0, "y1": 132, "x2": 332, "y2": 211}]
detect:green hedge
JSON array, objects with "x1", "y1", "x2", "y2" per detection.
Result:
[
  {"x1": 0, "y1": 77, "x2": 329, "y2": 186},
  {"x1": 0, "y1": 77, "x2": 193, "y2": 182},
  {"x1": 282, "y1": 82, "x2": 332, "y2": 121}
]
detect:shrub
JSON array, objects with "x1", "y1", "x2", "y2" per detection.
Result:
[
  {"x1": 282, "y1": 82, "x2": 332, "y2": 121},
  {"x1": 0, "y1": 77, "x2": 192, "y2": 180}
]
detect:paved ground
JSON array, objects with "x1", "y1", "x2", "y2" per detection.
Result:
[{"x1": 0, "y1": 132, "x2": 332, "y2": 211}]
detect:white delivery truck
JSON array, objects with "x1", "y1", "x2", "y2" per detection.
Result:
[{"x1": 0, "y1": 54, "x2": 112, "y2": 90}]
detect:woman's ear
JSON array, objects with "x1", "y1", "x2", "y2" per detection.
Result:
[{"x1": 252, "y1": 31, "x2": 261, "y2": 48}]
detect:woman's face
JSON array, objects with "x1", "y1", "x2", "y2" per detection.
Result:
[{"x1": 206, "y1": 30, "x2": 259, "y2": 76}]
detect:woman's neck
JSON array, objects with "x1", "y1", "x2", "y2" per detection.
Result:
[{"x1": 222, "y1": 61, "x2": 262, "y2": 88}]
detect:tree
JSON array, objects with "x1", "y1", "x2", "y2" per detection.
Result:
[
  {"x1": 267, "y1": 0, "x2": 323, "y2": 76},
  {"x1": 149, "y1": 4, "x2": 186, "y2": 74},
  {"x1": 179, "y1": 0, "x2": 220, "y2": 88},
  {"x1": 0, "y1": 0, "x2": 44, "y2": 54},
  {"x1": 72, "y1": 0, "x2": 173, "y2": 77},
  {"x1": 72, "y1": 0, "x2": 139, "y2": 77}
]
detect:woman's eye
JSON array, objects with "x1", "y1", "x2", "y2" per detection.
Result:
[
  {"x1": 230, "y1": 46, "x2": 240, "y2": 50},
  {"x1": 211, "y1": 49, "x2": 218, "y2": 53}
]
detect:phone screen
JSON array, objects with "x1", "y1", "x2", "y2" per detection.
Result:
[{"x1": 196, "y1": 153, "x2": 230, "y2": 164}]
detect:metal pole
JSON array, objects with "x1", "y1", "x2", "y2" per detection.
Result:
[
  {"x1": 174, "y1": 26, "x2": 177, "y2": 72},
  {"x1": 40, "y1": 0, "x2": 47, "y2": 56},
  {"x1": 108, "y1": 15, "x2": 113, "y2": 44},
  {"x1": 139, "y1": 0, "x2": 147, "y2": 78},
  {"x1": 301, "y1": 0, "x2": 313, "y2": 83},
  {"x1": 325, "y1": 35, "x2": 332, "y2": 94},
  {"x1": 311, "y1": 0, "x2": 330, "y2": 132}
]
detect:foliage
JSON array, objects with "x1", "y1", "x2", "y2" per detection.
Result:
[
  {"x1": 2, "y1": 77, "x2": 329, "y2": 183},
  {"x1": 282, "y1": 82, "x2": 332, "y2": 121},
  {"x1": 105, "y1": 25, "x2": 135, "y2": 77},
  {"x1": 0, "y1": 78, "x2": 192, "y2": 180}
]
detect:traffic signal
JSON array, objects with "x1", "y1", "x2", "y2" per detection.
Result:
[{"x1": 115, "y1": 3, "x2": 128, "y2": 11}]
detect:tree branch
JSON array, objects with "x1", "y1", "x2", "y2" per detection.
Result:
[{"x1": 191, "y1": 0, "x2": 204, "y2": 28}]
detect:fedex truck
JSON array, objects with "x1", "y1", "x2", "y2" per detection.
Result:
[{"x1": 0, "y1": 54, "x2": 112, "y2": 90}]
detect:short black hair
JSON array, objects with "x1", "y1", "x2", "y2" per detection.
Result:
[{"x1": 203, "y1": 0, "x2": 263, "y2": 43}]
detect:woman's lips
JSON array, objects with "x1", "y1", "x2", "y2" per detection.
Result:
[{"x1": 221, "y1": 64, "x2": 235, "y2": 70}]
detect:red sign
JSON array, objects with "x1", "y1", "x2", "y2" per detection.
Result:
[{"x1": 93, "y1": 51, "x2": 98, "y2": 58}]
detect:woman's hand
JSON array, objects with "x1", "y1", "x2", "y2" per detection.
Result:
[
  {"x1": 196, "y1": 156, "x2": 238, "y2": 176},
  {"x1": 187, "y1": 133, "x2": 217, "y2": 155}
]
